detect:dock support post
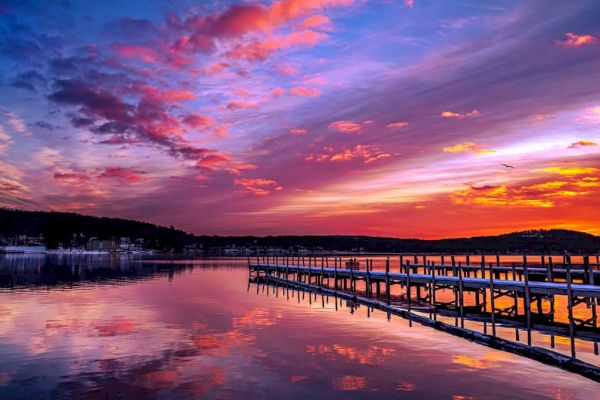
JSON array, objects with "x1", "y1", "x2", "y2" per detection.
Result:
[
  {"x1": 489, "y1": 262, "x2": 496, "y2": 336},
  {"x1": 385, "y1": 257, "x2": 390, "y2": 304},
  {"x1": 366, "y1": 261, "x2": 371, "y2": 298},
  {"x1": 523, "y1": 255, "x2": 532, "y2": 346},
  {"x1": 458, "y1": 262, "x2": 464, "y2": 328},
  {"x1": 406, "y1": 260, "x2": 412, "y2": 326},
  {"x1": 566, "y1": 259, "x2": 576, "y2": 358},
  {"x1": 334, "y1": 258, "x2": 338, "y2": 290}
]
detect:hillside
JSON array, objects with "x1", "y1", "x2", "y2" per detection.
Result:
[{"x1": 1, "y1": 209, "x2": 599, "y2": 253}]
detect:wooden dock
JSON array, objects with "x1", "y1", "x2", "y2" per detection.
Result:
[{"x1": 249, "y1": 254, "x2": 600, "y2": 364}]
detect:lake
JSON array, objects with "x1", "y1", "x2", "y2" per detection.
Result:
[{"x1": 0, "y1": 255, "x2": 599, "y2": 399}]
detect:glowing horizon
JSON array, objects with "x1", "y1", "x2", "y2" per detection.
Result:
[{"x1": 1, "y1": 0, "x2": 600, "y2": 238}]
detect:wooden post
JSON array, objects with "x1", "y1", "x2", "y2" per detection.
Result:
[
  {"x1": 406, "y1": 260, "x2": 412, "y2": 326},
  {"x1": 458, "y1": 261, "x2": 464, "y2": 328},
  {"x1": 400, "y1": 255, "x2": 404, "y2": 273},
  {"x1": 523, "y1": 255, "x2": 532, "y2": 346},
  {"x1": 334, "y1": 257, "x2": 338, "y2": 290},
  {"x1": 451, "y1": 256, "x2": 456, "y2": 276},
  {"x1": 566, "y1": 260, "x2": 576, "y2": 358},
  {"x1": 350, "y1": 258, "x2": 354, "y2": 293},
  {"x1": 366, "y1": 260, "x2": 371, "y2": 298},
  {"x1": 320, "y1": 257, "x2": 324, "y2": 287},
  {"x1": 584, "y1": 255, "x2": 593, "y2": 285},
  {"x1": 385, "y1": 257, "x2": 390, "y2": 304},
  {"x1": 489, "y1": 262, "x2": 496, "y2": 336},
  {"x1": 431, "y1": 261, "x2": 437, "y2": 321}
]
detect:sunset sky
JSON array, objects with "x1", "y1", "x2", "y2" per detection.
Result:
[{"x1": 1, "y1": 0, "x2": 600, "y2": 238}]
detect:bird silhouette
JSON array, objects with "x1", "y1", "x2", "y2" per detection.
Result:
[{"x1": 501, "y1": 164, "x2": 514, "y2": 168}]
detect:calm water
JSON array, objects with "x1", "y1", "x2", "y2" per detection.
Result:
[{"x1": 0, "y1": 255, "x2": 599, "y2": 399}]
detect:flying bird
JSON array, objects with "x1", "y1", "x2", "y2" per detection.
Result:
[{"x1": 501, "y1": 164, "x2": 514, "y2": 168}]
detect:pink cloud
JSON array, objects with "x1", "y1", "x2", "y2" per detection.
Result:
[
  {"x1": 113, "y1": 44, "x2": 160, "y2": 63},
  {"x1": 300, "y1": 15, "x2": 332, "y2": 29},
  {"x1": 271, "y1": 87, "x2": 286, "y2": 97},
  {"x1": 386, "y1": 121, "x2": 408, "y2": 129},
  {"x1": 140, "y1": 86, "x2": 196, "y2": 102},
  {"x1": 289, "y1": 128, "x2": 307, "y2": 135},
  {"x1": 226, "y1": 29, "x2": 328, "y2": 62},
  {"x1": 53, "y1": 171, "x2": 91, "y2": 182},
  {"x1": 290, "y1": 87, "x2": 320, "y2": 96},
  {"x1": 279, "y1": 65, "x2": 298, "y2": 75}
]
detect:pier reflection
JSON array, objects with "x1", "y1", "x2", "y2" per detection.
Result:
[{"x1": 249, "y1": 254, "x2": 600, "y2": 381}]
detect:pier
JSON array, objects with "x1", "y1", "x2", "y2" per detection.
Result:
[{"x1": 249, "y1": 254, "x2": 600, "y2": 381}]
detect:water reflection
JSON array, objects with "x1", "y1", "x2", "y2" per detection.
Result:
[{"x1": 0, "y1": 255, "x2": 599, "y2": 399}]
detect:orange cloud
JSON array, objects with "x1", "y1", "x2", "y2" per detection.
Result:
[
  {"x1": 442, "y1": 142, "x2": 495, "y2": 154},
  {"x1": 556, "y1": 32, "x2": 598, "y2": 48},
  {"x1": 328, "y1": 120, "x2": 363, "y2": 133},
  {"x1": 568, "y1": 140, "x2": 598, "y2": 149},
  {"x1": 453, "y1": 185, "x2": 554, "y2": 208},
  {"x1": 386, "y1": 121, "x2": 408, "y2": 129},
  {"x1": 306, "y1": 144, "x2": 390, "y2": 164},
  {"x1": 234, "y1": 178, "x2": 282, "y2": 195},
  {"x1": 534, "y1": 166, "x2": 598, "y2": 176},
  {"x1": 290, "y1": 87, "x2": 320, "y2": 96},
  {"x1": 441, "y1": 109, "x2": 480, "y2": 119}
]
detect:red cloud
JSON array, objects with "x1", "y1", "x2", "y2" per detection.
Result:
[
  {"x1": 196, "y1": 154, "x2": 232, "y2": 171},
  {"x1": 183, "y1": 114, "x2": 215, "y2": 128},
  {"x1": 98, "y1": 167, "x2": 144, "y2": 183},
  {"x1": 556, "y1": 32, "x2": 598, "y2": 48}
]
